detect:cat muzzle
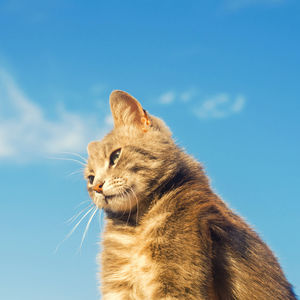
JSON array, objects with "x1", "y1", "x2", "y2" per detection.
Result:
[{"x1": 93, "y1": 184, "x2": 104, "y2": 193}]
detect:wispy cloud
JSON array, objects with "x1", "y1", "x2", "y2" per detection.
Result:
[
  {"x1": 179, "y1": 88, "x2": 198, "y2": 103},
  {"x1": 194, "y1": 93, "x2": 246, "y2": 119},
  {"x1": 157, "y1": 88, "x2": 246, "y2": 120},
  {"x1": 158, "y1": 91, "x2": 176, "y2": 105},
  {"x1": 224, "y1": 0, "x2": 285, "y2": 11},
  {"x1": 0, "y1": 68, "x2": 107, "y2": 161},
  {"x1": 158, "y1": 88, "x2": 197, "y2": 105}
]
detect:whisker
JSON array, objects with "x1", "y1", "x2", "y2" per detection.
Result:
[
  {"x1": 65, "y1": 203, "x2": 93, "y2": 225},
  {"x1": 119, "y1": 190, "x2": 127, "y2": 219},
  {"x1": 122, "y1": 185, "x2": 139, "y2": 226},
  {"x1": 54, "y1": 206, "x2": 95, "y2": 253},
  {"x1": 58, "y1": 151, "x2": 88, "y2": 163},
  {"x1": 98, "y1": 209, "x2": 104, "y2": 232},
  {"x1": 79, "y1": 207, "x2": 98, "y2": 250},
  {"x1": 67, "y1": 168, "x2": 85, "y2": 177},
  {"x1": 132, "y1": 188, "x2": 139, "y2": 226},
  {"x1": 47, "y1": 156, "x2": 86, "y2": 167},
  {"x1": 120, "y1": 186, "x2": 129, "y2": 225},
  {"x1": 128, "y1": 187, "x2": 138, "y2": 226},
  {"x1": 125, "y1": 189, "x2": 133, "y2": 227},
  {"x1": 75, "y1": 199, "x2": 91, "y2": 209}
]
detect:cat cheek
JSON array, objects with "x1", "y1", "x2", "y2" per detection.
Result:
[
  {"x1": 93, "y1": 193, "x2": 106, "y2": 208},
  {"x1": 87, "y1": 187, "x2": 102, "y2": 206},
  {"x1": 87, "y1": 187, "x2": 94, "y2": 198}
]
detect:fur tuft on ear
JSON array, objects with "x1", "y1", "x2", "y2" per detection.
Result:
[{"x1": 109, "y1": 90, "x2": 151, "y2": 131}]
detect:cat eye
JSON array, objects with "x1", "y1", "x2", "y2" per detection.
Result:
[
  {"x1": 110, "y1": 148, "x2": 121, "y2": 166},
  {"x1": 88, "y1": 175, "x2": 95, "y2": 184}
]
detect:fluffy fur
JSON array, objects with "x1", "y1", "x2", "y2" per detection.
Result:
[{"x1": 85, "y1": 90, "x2": 297, "y2": 300}]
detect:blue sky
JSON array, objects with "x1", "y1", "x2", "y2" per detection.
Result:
[{"x1": 0, "y1": 0, "x2": 299, "y2": 299}]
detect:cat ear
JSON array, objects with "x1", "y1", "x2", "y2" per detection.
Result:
[{"x1": 109, "y1": 90, "x2": 151, "y2": 132}]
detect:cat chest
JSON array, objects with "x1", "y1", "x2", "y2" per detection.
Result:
[
  {"x1": 101, "y1": 229, "x2": 158, "y2": 299},
  {"x1": 101, "y1": 213, "x2": 172, "y2": 299}
]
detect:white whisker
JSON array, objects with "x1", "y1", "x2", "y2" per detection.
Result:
[
  {"x1": 98, "y1": 209, "x2": 103, "y2": 232},
  {"x1": 128, "y1": 187, "x2": 138, "y2": 225},
  {"x1": 58, "y1": 151, "x2": 88, "y2": 163},
  {"x1": 75, "y1": 199, "x2": 91, "y2": 209},
  {"x1": 79, "y1": 207, "x2": 98, "y2": 250},
  {"x1": 67, "y1": 168, "x2": 85, "y2": 177},
  {"x1": 125, "y1": 189, "x2": 133, "y2": 226},
  {"x1": 119, "y1": 189, "x2": 127, "y2": 219},
  {"x1": 131, "y1": 188, "x2": 139, "y2": 226},
  {"x1": 47, "y1": 156, "x2": 86, "y2": 167},
  {"x1": 65, "y1": 203, "x2": 93, "y2": 224},
  {"x1": 54, "y1": 206, "x2": 95, "y2": 253}
]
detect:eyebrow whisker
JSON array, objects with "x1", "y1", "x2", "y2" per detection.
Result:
[
  {"x1": 47, "y1": 156, "x2": 86, "y2": 167},
  {"x1": 58, "y1": 151, "x2": 88, "y2": 163}
]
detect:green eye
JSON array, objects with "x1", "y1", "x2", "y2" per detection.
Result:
[{"x1": 110, "y1": 148, "x2": 121, "y2": 166}]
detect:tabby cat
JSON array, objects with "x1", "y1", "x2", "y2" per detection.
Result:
[{"x1": 85, "y1": 90, "x2": 297, "y2": 299}]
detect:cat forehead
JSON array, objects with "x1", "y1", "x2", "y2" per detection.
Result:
[
  {"x1": 87, "y1": 139, "x2": 118, "y2": 157},
  {"x1": 87, "y1": 141, "x2": 107, "y2": 160},
  {"x1": 87, "y1": 141, "x2": 101, "y2": 155}
]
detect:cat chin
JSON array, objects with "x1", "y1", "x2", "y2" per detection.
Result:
[
  {"x1": 105, "y1": 196, "x2": 137, "y2": 213},
  {"x1": 93, "y1": 193, "x2": 137, "y2": 212},
  {"x1": 92, "y1": 194, "x2": 106, "y2": 208}
]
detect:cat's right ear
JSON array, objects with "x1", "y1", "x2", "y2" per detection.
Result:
[{"x1": 109, "y1": 90, "x2": 151, "y2": 132}]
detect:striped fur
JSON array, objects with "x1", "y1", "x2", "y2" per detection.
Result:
[{"x1": 85, "y1": 91, "x2": 297, "y2": 300}]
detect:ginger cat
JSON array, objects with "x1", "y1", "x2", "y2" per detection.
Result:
[{"x1": 85, "y1": 90, "x2": 297, "y2": 300}]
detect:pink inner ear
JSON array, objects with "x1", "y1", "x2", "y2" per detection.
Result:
[
  {"x1": 109, "y1": 90, "x2": 151, "y2": 131},
  {"x1": 141, "y1": 110, "x2": 151, "y2": 132}
]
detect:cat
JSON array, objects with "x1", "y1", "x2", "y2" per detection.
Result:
[{"x1": 85, "y1": 90, "x2": 297, "y2": 300}]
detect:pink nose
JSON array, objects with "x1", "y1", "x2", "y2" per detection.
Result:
[{"x1": 93, "y1": 183, "x2": 104, "y2": 193}]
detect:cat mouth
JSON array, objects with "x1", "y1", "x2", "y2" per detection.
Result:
[
  {"x1": 104, "y1": 194, "x2": 115, "y2": 203},
  {"x1": 104, "y1": 188, "x2": 133, "y2": 203}
]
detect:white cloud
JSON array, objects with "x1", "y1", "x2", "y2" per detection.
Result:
[
  {"x1": 224, "y1": 0, "x2": 285, "y2": 11},
  {"x1": 179, "y1": 88, "x2": 197, "y2": 102},
  {"x1": 0, "y1": 68, "x2": 108, "y2": 162},
  {"x1": 157, "y1": 88, "x2": 246, "y2": 120},
  {"x1": 159, "y1": 88, "x2": 198, "y2": 105},
  {"x1": 158, "y1": 91, "x2": 176, "y2": 105},
  {"x1": 194, "y1": 93, "x2": 246, "y2": 119}
]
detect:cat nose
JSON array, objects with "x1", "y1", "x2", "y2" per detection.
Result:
[{"x1": 93, "y1": 182, "x2": 104, "y2": 193}]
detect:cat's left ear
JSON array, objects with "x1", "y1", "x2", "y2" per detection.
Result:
[{"x1": 109, "y1": 90, "x2": 151, "y2": 132}]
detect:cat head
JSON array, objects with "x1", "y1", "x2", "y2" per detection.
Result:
[{"x1": 85, "y1": 90, "x2": 179, "y2": 214}]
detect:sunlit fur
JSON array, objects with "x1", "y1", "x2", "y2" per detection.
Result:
[{"x1": 85, "y1": 91, "x2": 297, "y2": 300}]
